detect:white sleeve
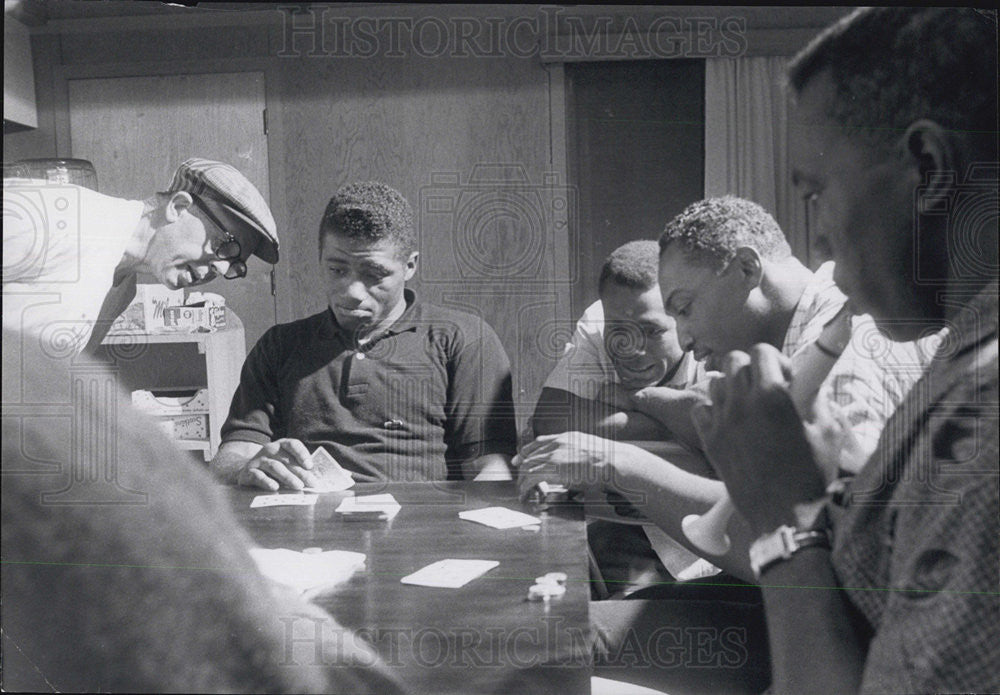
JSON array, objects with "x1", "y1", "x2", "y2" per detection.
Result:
[{"x1": 542, "y1": 301, "x2": 614, "y2": 401}]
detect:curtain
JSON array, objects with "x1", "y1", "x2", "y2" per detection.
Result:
[{"x1": 704, "y1": 57, "x2": 812, "y2": 266}]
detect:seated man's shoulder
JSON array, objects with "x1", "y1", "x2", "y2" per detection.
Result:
[
  {"x1": 417, "y1": 299, "x2": 504, "y2": 345},
  {"x1": 251, "y1": 309, "x2": 334, "y2": 352}
]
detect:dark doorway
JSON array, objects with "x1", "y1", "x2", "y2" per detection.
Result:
[{"x1": 566, "y1": 60, "x2": 704, "y2": 318}]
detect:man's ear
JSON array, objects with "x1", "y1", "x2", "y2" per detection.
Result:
[
  {"x1": 731, "y1": 246, "x2": 763, "y2": 289},
  {"x1": 164, "y1": 191, "x2": 194, "y2": 223},
  {"x1": 902, "y1": 119, "x2": 957, "y2": 209},
  {"x1": 403, "y1": 251, "x2": 419, "y2": 281}
]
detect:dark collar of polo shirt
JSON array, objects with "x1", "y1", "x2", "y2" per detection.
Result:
[{"x1": 319, "y1": 288, "x2": 421, "y2": 351}]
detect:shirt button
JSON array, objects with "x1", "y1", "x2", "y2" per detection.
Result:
[{"x1": 356, "y1": 352, "x2": 366, "y2": 360}]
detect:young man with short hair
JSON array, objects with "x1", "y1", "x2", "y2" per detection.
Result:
[
  {"x1": 532, "y1": 240, "x2": 709, "y2": 595},
  {"x1": 212, "y1": 181, "x2": 517, "y2": 487},
  {"x1": 532, "y1": 239, "x2": 705, "y2": 441}
]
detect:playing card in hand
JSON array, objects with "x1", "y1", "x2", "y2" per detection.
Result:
[{"x1": 304, "y1": 447, "x2": 354, "y2": 492}]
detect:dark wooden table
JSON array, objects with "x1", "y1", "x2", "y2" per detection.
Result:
[{"x1": 227, "y1": 481, "x2": 593, "y2": 694}]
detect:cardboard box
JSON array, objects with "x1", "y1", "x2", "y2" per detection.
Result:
[
  {"x1": 156, "y1": 414, "x2": 209, "y2": 440},
  {"x1": 162, "y1": 305, "x2": 226, "y2": 330},
  {"x1": 108, "y1": 285, "x2": 184, "y2": 333}
]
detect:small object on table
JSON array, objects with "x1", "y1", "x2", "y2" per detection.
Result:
[
  {"x1": 535, "y1": 572, "x2": 567, "y2": 587},
  {"x1": 527, "y1": 582, "x2": 566, "y2": 601},
  {"x1": 527, "y1": 481, "x2": 580, "y2": 510}
]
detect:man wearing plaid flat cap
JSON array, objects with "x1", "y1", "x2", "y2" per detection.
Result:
[{"x1": 3, "y1": 158, "x2": 278, "y2": 354}]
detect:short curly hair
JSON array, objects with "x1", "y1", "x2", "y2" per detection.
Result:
[
  {"x1": 598, "y1": 240, "x2": 660, "y2": 294},
  {"x1": 788, "y1": 8, "x2": 998, "y2": 154},
  {"x1": 319, "y1": 181, "x2": 416, "y2": 256},
  {"x1": 659, "y1": 196, "x2": 791, "y2": 269}
]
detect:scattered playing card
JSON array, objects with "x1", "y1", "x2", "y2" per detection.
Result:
[
  {"x1": 250, "y1": 494, "x2": 319, "y2": 508},
  {"x1": 400, "y1": 559, "x2": 499, "y2": 588},
  {"x1": 335, "y1": 493, "x2": 401, "y2": 519},
  {"x1": 459, "y1": 507, "x2": 542, "y2": 530},
  {"x1": 248, "y1": 547, "x2": 365, "y2": 596},
  {"x1": 305, "y1": 447, "x2": 354, "y2": 491}
]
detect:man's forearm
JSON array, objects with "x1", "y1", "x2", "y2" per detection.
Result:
[
  {"x1": 532, "y1": 388, "x2": 672, "y2": 440},
  {"x1": 630, "y1": 388, "x2": 706, "y2": 451},
  {"x1": 759, "y1": 548, "x2": 866, "y2": 693},
  {"x1": 605, "y1": 444, "x2": 759, "y2": 579},
  {"x1": 592, "y1": 410, "x2": 674, "y2": 440}
]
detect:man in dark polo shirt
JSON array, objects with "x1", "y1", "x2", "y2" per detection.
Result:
[{"x1": 211, "y1": 182, "x2": 516, "y2": 488}]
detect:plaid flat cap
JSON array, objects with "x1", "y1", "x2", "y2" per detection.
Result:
[{"x1": 168, "y1": 158, "x2": 279, "y2": 263}]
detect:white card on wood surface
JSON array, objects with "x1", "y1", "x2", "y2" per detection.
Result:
[
  {"x1": 458, "y1": 507, "x2": 541, "y2": 529},
  {"x1": 250, "y1": 494, "x2": 319, "y2": 508},
  {"x1": 400, "y1": 559, "x2": 499, "y2": 588},
  {"x1": 335, "y1": 493, "x2": 401, "y2": 519}
]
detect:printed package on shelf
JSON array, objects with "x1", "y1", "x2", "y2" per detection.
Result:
[{"x1": 108, "y1": 286, "x2": 226, "y2": 333}]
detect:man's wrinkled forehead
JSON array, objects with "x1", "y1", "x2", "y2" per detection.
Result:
[
  {"x1": 320, "y1": 229, "x2": 406, "y2": 259},
  {"x1": 658, "y1": 243, "x2": 710, "y2": 295}
]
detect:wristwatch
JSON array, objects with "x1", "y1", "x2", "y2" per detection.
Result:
[{"x1": 749, "y1": 525, "x2": 830, "y2": 580}]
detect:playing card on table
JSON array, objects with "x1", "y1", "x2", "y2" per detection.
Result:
[
  {"x1": 303, "y1": 447, "x2": 354, "y2": 492},
  {"x1": 400, "y1": 559, "x2": 500, "y2": 588},
  {"x1": 459, "y1": 507, "x2": 541, "y2": 529},
  {"x1": 335, "y1": 493, "x2": 401, "y2": 519},
  {"x1": 249, "y1": 547, "x2": 366, "y2": 595},
  {"x1": 250, "y1": 494, "x2": 319, "y2": 508}
]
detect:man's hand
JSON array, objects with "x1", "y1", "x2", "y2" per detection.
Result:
[
  {"x1": 691, "y1": 345, "x2": 827, "y2": 536},
  {"x1": 515, "y1": 431, "x2": 629, "y2": 502},
  {"x1": 629, "y1": 385, "x2": 710, "y2": 451},
  {"x1": 236, "y1": 438, "x2": 319, "y2": 491},
  {"x1": 803, "y1": 393, "x2": 869, "y2": 481}
]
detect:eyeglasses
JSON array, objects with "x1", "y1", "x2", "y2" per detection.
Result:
[{"x1": 191, "y1": 196, "x2": 247, "y2": 280}]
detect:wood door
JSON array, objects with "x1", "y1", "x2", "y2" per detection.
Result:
[
  {"x1": 566, "y1": 60, "x2": 705, "y2": 319},
  {"x1": 67, "y1": 71, "x2": 274, "y2": 352}
]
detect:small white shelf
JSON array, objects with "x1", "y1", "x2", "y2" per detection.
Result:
[{"x1": 102, "y1": 309, "x2": 246, "y2": 461}]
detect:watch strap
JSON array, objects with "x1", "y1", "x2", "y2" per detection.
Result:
[{"x1": 749, "y1": 525, "x2": 830, "y2": 579}]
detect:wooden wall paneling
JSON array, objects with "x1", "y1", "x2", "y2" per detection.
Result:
[
  {"x1": 66, "y1": 70, "x2": 275, "y2": 352},
  {"x1": 58, "y1": 25, "x2": 269, "y2": 65},
  {"x1": 261, "y1": 48, "x2": 293, "y2": 327},
  {"x1": 3, "y1": 34, "x2": 61, "y2": 161}
]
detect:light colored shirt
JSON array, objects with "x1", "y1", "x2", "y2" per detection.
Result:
[
  {"x1": 784, "y1": 262, "x2": 940, "y2": 470},
  {"x1": 543, "y1": 299, "x2": 707, "y2": 578},
  {"x1": 3, "y1": 179, "x2": 143, "y2": 354},
  {"x1": 544, "y1": 299, "x2": 705, "y2": 399}
]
